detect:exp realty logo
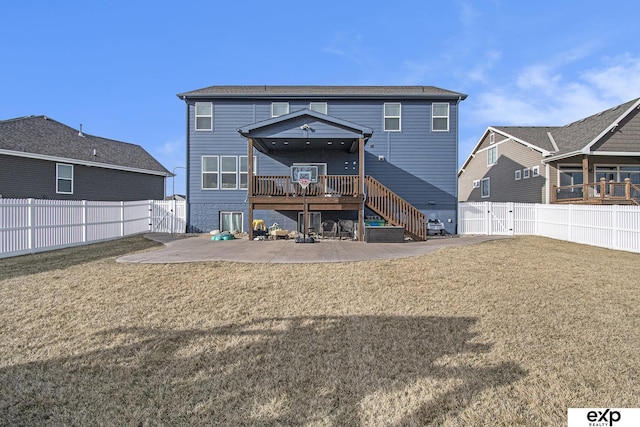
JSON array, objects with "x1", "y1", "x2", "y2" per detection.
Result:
[{"x1": 568, "y1": 408, "x2": 640, "y2": 427}]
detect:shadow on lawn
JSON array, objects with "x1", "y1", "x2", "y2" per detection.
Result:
[
  {"x1": 0, "y1": 316, "x2": 526, "y2": 425},
  {"x1": 0, "y1": 236, "x2": 161, "y2": 280}
]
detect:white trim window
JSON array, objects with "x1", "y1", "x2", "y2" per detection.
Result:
[
  {"x1": 515, "y1": 170, "x2": 521, "y2": 181},
  {"x1": 532, "y1": 165, "x2": 540, "y2": 177},
  {"x1": 384, "y1": 102, "x2": 401, "y2": 131},
  {"x1": 432, "y1": 103, "x2": 450, "y2": 131},
  {"x1": 487, "y1": 146, "x2": 497, "y2": 166},
  {"x1": 271, "y1": 102, "x2": 289, "y2": 117},
  {"x1": 220, "y1": 212, "x2": 243, "y2": 233},
  {"x1": 489, "y1": 131, "x2": 495, "y2": 144},
  {"x1": 473, "y1": 180, "x2": 480, "y2": 188},
  {"x1": 309, "y1": 102, "x2": 327, "y2": 114},
  {"x1": 56, "y1": 163, "x2": 73, "y2": 194},
  {"x1": 523, "y1": 168, "x2": 530, "y2": 179},
  {"x1": 239, "y1": 156, "x2": 257, "y2": 189},
  {"x1": 220, "y1": 156, "x2": 238, "y2": 189},
  {"x1": 195, "y1": 102, "x2": 213, "y2": 131},
  {"x1": 202, "y1": 156, "x2": 219, "y2": 189},
  {"x1": 481, "y1": 177, "x2": 490, "y2": 198}
]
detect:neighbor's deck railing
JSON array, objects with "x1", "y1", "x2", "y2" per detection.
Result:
[
  {"x1": 251, "y1": 175, "x2": 361, "y2": 197},
  {"x1": 552, "y1": 178, "x2": 640, "y2": 205}
]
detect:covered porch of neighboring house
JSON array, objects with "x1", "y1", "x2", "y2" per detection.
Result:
[
  {"x1": 238, "y1": 109, "x2": 372, "y2": 241},
  {"x1": 551, "y1": 155, "x2": 640, "y2": 205}
]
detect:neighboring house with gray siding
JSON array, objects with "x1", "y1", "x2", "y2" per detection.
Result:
[
  {"x1": 178, "y1": 85, "x2": 467, "y2": 240},
  {"x1": 0, "y1": 115, "x2": 171, "y2": 201},
  {"x1": 459, "y1": 98, "x2": 640, "y2": 205}
]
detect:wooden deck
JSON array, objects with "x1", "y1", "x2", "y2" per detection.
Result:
[{"x1": 552, "y1": 178, "x2": 640, "y2": 205}]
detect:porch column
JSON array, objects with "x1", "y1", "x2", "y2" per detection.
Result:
[
  {"x1": 358, "y1": 137, "x2": 365, "y2": 241},
  {"x1": 582, "y1": 155, "x2": 589, "y2": 201},
  {"x1": 248, "y1": 138, "x2": 254, "y2": 240}
]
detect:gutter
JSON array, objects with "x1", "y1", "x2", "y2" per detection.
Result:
[{"x1": 0, "y1": 149, "x2": 172, "y2": 177}]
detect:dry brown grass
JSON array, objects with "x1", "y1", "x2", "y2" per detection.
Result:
[{"x1": 0, "y1": 235, "x2": 638, "y2": 426}]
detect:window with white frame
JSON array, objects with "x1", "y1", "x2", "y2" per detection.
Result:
[
  {"x1": 309, "y1": 102, "x2": 327, "y2": 114},
  {"x1": 220, "y1": 212, "x2": 243, "y2": 233},
  {"x1": 473, "y1": 180, "x2": 480, "y2": 188},
  {"x1": 202, "y1": 156, "x2": 219, "y2": 189},
  {"x1": 239, "y1": 156, "x2": 257, "y2": 189},
  {"x1": 515, "y1": 170, "x2": 521, "y2": 180},
  {"x1": 272, "y1": 102, "x2": 289, "y2": 117},
  {"x1": 56, "y1": 163, "x2": 73, "y2": 194},
  {"x1": 487, "y1": 146, "x2": 497, "y2": 166},
  {"x1": 195, "y1": 102, "x2": 212, "y2": 131},
  {"x1": 489, "y1": 131, "x2": 495, "y2": 144},
  {"x1": 220, "y1": 156, "x2": 238, "y2": 189},
  {"x1": 532, "y1": 165, "x2": 539, "y2": 177},
  {"x1": 481, "y1": 177, "x2": 490, "y2": 198},
  {"x1": 432, "y1": 103, "x2": 450, "y2": 131},
  {"x1": 523, "y1": 168, "x2": 530, "y2": 179},
  {"x1": 384, "y1": 103, "x2": 401, "y2": 131}
]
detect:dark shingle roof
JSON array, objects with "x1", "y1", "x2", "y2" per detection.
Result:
[
  {"x1": 492, "y1": 126, "x2": 559, "y2": 153},
  {"x1": 178, "y1": 85, "x2": 467, "y2": 99},
  {"x1": 0, "y1": 116, "x2": 170, "y2": 175},
  {"x1": 492, "y1": 97, "x2": 640, "y2": 157}
]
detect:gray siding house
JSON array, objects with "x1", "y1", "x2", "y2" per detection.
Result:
[
  {"x1": 178, "y1": 85, "x2": 467, "y2": 240},
  {"x1": 0, "y1": 116, "x2": 171, "y2": 201},
  {"x1": 459, "y1": 98, "x2": 640, "y2": 205}
]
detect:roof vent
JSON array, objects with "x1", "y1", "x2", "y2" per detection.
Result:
[{"x1": 78, "y1": 124, "x2": 84, "y2": 137}]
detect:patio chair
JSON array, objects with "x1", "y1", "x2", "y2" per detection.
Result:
[
  {"x1": 338, "y1": 219, "x2": 355, "y2": 240},
  {"x1": 320, "y1": 220, "x2": 338, "y2": 239}
]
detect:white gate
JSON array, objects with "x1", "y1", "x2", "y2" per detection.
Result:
[{"x1": 488, "y1": 202, "x2": 514, "y2": 236}]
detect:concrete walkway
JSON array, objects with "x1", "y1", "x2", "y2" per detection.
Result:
[{"x1": 117, "y1": 234, "x2": 509, "y2": 264}]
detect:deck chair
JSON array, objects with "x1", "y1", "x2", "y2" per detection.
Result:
[
  {"x1": 320, "y1": 220, "x2": 338, "y2": 239},
  {"x1": 338, "y1": 219, "x2": 355, "y2": 240}
]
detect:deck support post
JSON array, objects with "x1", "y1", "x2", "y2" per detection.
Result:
[
  {"x1": 358, "y1": 137, "x2": 365, "y2": 241},
  {"x1": 248, "y1": 138, "x2": 254, "y2": 241},
  {"x1": 582, "y1": 155, "x2": 589, "y2": 201}
]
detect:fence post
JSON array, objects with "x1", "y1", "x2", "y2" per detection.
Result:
[
  {"x1": 612, "y1": 205, "x2": 618, "y2": 250},
  {"x1": 28, "y1": 198, "x2": 35, "y2": 252},
  {"x1": 82, "y1": 200, "x2": 87, "y2": 243},
  {"x1": 508, "y1": 202, "x2": 515, "y2": 236},
  {"x1": 148, "y1": 200, "x2": 153, "y2": 232},
  {"x1": 485, "y1": 201, "x2": 491, "y2": 235},
  {"x1": 120, "y1": 201, "x2": 125, "y2": 237}
]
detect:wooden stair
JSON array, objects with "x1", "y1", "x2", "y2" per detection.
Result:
[{"x1": 364, "y1": 176, "x2": 428, "y2": 241}]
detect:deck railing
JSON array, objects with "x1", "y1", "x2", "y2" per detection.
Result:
[
  {"x1": 251, "y1": 175, "x2": 361, "y2": 197},
  {"x1": 552, "y1": 178, "x2": 640, "y2": 205},
  {"x1": 364, "y1": 176, "x2": 428, "y2": 241}
]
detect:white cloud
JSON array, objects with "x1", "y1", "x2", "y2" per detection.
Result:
[{"x1": 467, "y1": 53, "x2": 640, "y2": 127}]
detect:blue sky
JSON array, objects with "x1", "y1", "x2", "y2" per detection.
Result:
[{"x1": 3, "y1": 0, "x2": 640, "y2": 196}]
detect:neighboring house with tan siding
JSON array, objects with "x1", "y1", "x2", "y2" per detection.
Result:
[{"x1": 459, "y1": 98, "x2": 640, "y2": 205}]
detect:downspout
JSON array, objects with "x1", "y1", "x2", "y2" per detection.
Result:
[
  {"x1": 455, "y1": 96, "x2": 461, "y2": 235},
  {"x1": 183, "y1": 96, "x2": 191, "y2": 232}
]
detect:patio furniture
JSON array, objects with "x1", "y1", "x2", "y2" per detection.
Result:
[
  {"x1": 338, "y1": 219, "x2": 355, "y2": 240},
  {"x1": 320, "y1": 220, "x2": 338, "y2": 239}
]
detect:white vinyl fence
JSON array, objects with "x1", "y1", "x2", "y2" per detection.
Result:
[
  {"x1": 1, "y1": 199, "x2": 186, "y2": 259},
  {"x1": 459, "y1": 202, "x2": 640, "y2": 253}
]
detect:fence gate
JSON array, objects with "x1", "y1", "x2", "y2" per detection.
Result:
[{"x1": 487, "y1": 202, "x2": 514, "y2": 236}]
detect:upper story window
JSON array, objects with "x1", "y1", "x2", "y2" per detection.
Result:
[
  {"x1": 195, "y1": 102, "x2": 213, "y2": 131},
  {"x1": 271, "y1": 102, "x2": 289, "y2": 117},
  {"x1": 384, "y1": 103, "x2": 401, "y2": 131},
  {"x1": 489, "y1": 132, "x2": 495, "y2": 144},
  {"x1": 56, "y1": 163, "x2": 73, "y2": 194},
  {"x1": 202, "y1": 156, "x2": 219, "y2": 189},
  {"x1": 309, "y1": 102, "x2": 328, "y2": 114},
  {"x1": 487, "y1": 146, "x2": 497, "y2": 166},
  {"x1": 432, "y1": 103, "x2": 450, "y2": 131}
]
